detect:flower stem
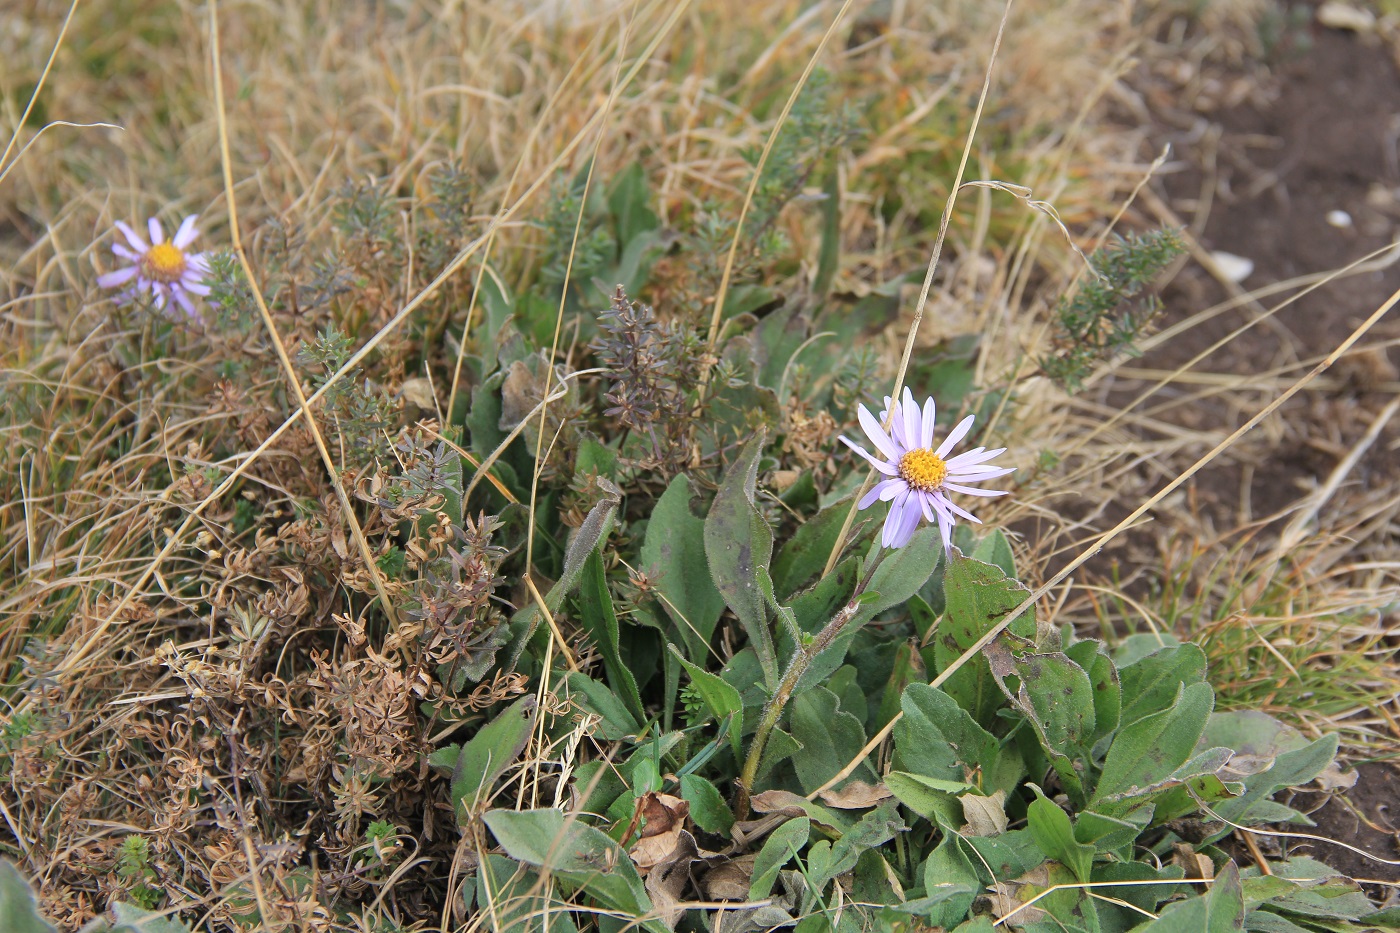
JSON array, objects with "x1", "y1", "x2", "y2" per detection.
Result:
[{"x1": 734, "y1": 550, "x2": 886, "y2": 819}]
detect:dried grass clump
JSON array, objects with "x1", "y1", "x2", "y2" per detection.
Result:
[{"x1": 2, "y1": 0, "x2": 1396, "y2": 929}]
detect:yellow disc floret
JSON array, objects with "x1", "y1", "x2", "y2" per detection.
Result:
[
  {"x1": 142, "y1": 241, "x2": 187, "y2": 283},
  {"x1": 898, "y1": 448, "x2": 947, "y2": 491}
]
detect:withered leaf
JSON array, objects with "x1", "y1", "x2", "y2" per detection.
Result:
[{"x1": 817, "y1": 780, "x2": 893, "y2": 810}]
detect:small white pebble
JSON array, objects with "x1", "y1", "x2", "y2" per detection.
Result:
[
  {"x1": 1326, "y1": 210, "x2": 1353, "y2": 228},
  {"x1": 1210, "y1": 251, "x2": 1254, "y2": 283}
]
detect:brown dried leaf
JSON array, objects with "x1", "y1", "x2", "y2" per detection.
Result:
[
  {"x1": 960, "y1": 789, "x2": 1009, "y2": 836},
  {"x1": 646, "y1": 830, "x2": 698, "y2": 930},
  {"x1": 699, "y1": 854, "x2": 755, "y2": 902},
  {"x1": 748, "y1": 789, "x2": 810, "y2": 815},
  {"x1": 398, "y1": 376, "x2": 437, "y2": 411},
  {"x1": 817, "y1": 780, "x2": 892, "y2": 810},
  {"x1": 992, "y1": 864, "x2": 1049, "y2": 927},
  {"x1": 640, "y1": 793, "x2": 689, "y2": 838},
  {"x1": 1314, "y1": 762, "x2": 1359, "y2": 792},
  {"x1": 631, "y1": 793, "x2": 690, "y2": 871}
]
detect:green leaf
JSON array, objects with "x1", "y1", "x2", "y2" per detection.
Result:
[
  {"x1": 1037, "y1": 862, "x2": 1103, "y2": 933},
  {"x1": 1117, "y1": 643, "x2": 1206, "y2": 729},
  {"x1": 895, "y1": 682, "x2": 998, "y2": 784},
  {"x1": 875, "y1": 640, "x2": 924, "y2": 731},
  {"x1": 1028, "y1": 788, "x2": 1095, "y2": 883},
  {"x1": 751, "y1": 301, "x2": 811, "y2": 393},
  {"x1": 482, "y1": 809, "x2": 656, "y2": 926},
  {"x1": 965, "y1": 829, "x2": 1046, "y2": 881},
  {"x1": 671, "y1": 647, "x2": 743, "y2": 762},
  {"x1": 936, "y1": 554, "x2": 1037, "y2": 729},
  {"x1": 0, "y1": 861, "x2": 55, "y2": 933},
  {"x1": 1133, "y1": 861, "x2": 1244, "y2": 931},
  {"x1": 579, "y1": 550, "x2": 644, "y2": 724},
  {"x1": 680, "y1": 774, "x2": 734, "y2": 835},
  {"x1": 549, "y1": 481, "x2": 621, "y2": 611},
  {"x1": 789, "y1": 686, "x2": 876, "y2": 794},
  {"x1": 565, "y1": 672, "x2": 641, "y2": 741},
  {"x1": 1074, "y1": 807, "x2": 1153, "y2": 855},
  {"x1": 475, "y1": 853, "x2": 575, "y2": 933},
  {"x1": 106, "y1": 904, "x2": 195, "y2": 933},
  {"x1": 473, "y1": 264, "x2": 515, "y2": 378},
  {"x1": 922, "y1": 834, "x2": 979, "y2": 928},
  {"x1": 467, "y1": 369, "x2": 507, "y2": 457},
  {"x1": 790, "y1": 528, "x2": 943, "y2": 694},
  {"x1": 813, "y1": 167, "x2": 841, "y2": 299},
  {"x1": 443, "y1": 695, "x2": 538, "y2": 821},
  {"x1": 1241, "y1": 911, "x2": 1313, "y2": 933},
  {"x1": 885, "y1": 772, "x2": 977, "y2": 828},
  {"x1": 1112, "y1": 632, "x2": 1180, "y2": 668},
  {"x1": 1211, "y1": 734, "x2": 1339, "y2": 829},
  {"x1": 1065, "y1": 640, "x2": 1121, "y2": 741},
  {"x1": 607, "y1": 161, "x2": 659, "y2": 249},
  {"x1": 640, "y1": 475, "x2": 726, "y2": 660},
  {"x1": 970, "y1": 528, "x2": 1016, "y2": 578},
  {"x1": 1094, "y1": 682, "x2": 1214, "y2": 803},
  {"x1": 999, "y1": 648, "x2": 1096, "y2": 805},
  {"x1": 771, "y1": 497, "x2": 855, "y2": 600},
  {"x1": 705, "y1": 432, "x2": 777, "y2": 685},
  {"x1": 812, "y1": 800, "x2": 905, "y2": 894},
  {"x1": 1091, "y1": 861, "x2": 1184, "y2": 927},
  {"x1": 750, "y1": 817, "x2": 810, "y2": 900},
  {"x1": 1200, "y1": 710, "x2": 1312, "y2": 758},
  {"x1": 574, "y1": 434, "x2": 618, "y2": 482},
  {"x1": 1360, "y1": 906, "x2": 1400, "y2": 929}
]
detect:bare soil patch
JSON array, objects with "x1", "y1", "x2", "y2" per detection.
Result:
[{"x1": 1125, "y1": 13, "x2": 1400, "y2": 885}]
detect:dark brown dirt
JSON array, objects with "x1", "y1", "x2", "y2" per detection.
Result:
[
  {"x1": 1114, "y1": 8, "x2": 1400, "y2": 889},
  {"x1": 1143, "y1": 17, "x2": 1400, "y2": 526},
  {"x1": 1283, "y1": 762, "x2": 1400, "y2": 902}
]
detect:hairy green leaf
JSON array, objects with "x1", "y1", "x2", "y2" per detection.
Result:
[
  {"x1": 0, "y1": 861, "x2": 55, "y2": 933},
  {"x1": 641, "y1": 474, "x2": 726, "y2": 660},
  {"x1": 750, "y1": 817, "x2": 810, "y2": 900},
  {"x1": 1117, "y1": 643, "x2": 1206, "y2": 729},
  {"x1": 579, "y1": 550, "x2": 644, "y2": 723},
  {"x1": 439, "y1": 695, "x2": 538, "y2": 821},
  {"x1": 936, "y1": 554, "x2": 1037, "y2": 729},
  {"x1": 672, "y1": 647, "x2": 744, "y2": 762},
  {"x1": 1134, "y1": 861, "x2": 1244, "y2": 931},
  {"x1": 705, "y1": 432, "x2": 777, "y2": 685},
  {"x1": 790, "y1": 685, "x2": 875, "y2": 793},
  {"x1": 1028, "y1": 788, "x2": 1095, "y2": 883},
  {"x1": 1094, "y1": 682, "x2": 1214, "y2": 804}
]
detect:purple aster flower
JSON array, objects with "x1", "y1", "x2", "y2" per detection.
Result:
[
  {"x1": 840, "y1": 388, "x2": 1014, "y2": 551},
  {"x1": 98, "y1": 215, "x2": 211, "y2": 318}
]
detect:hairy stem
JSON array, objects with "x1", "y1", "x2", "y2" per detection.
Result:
[{"x1": 734, "y1": 550, "x2": 885, "y2": 818}]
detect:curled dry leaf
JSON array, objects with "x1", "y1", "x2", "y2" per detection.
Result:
[
  {"x1": 629, "y1": 793, "x2": 690, "y2": 872},
  {"x1": 646, "y1": 829, "x2": 699, "y2": 931},
  {"x1": 697, "y1": 854, "x2": 755, "y2": 901},
  {"x1": 817, "y1": 780, "x2": 892, "y2": 809},
  {"x1": 992, "y1": 864, "x2": 1049, "y2": 927},
  {"x1": 960, "y1": 789, "x2": 1009, "y2": 837},
  {"x1": 397, "y1": 376, "x2": 437, "y2": 412},
  {"x1": 1314, "y1": 762, "x2": 1359, "y2": 792},
  {"x1": 747, "y1": 789, "x2": 810, "y2": 815},
  {"x1": 1220, "y1": 753, "x2": 1275, "y2": 783}
]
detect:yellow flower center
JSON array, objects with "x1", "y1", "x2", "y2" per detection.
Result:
[
  {"x1": 142, "y1": 241, "x2": 187, "y2": 283},
  {"x1": 898, "y1": 448, "x2": 947, "y2": 491}
]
